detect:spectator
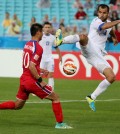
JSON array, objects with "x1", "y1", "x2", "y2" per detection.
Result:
[
  {"x1": 73, "y1": 0, "x2": 83, "y2": 9},
  {"x1": 109, "y1": 0, "x2": 119, "y2": 10},
  {"x1": 2, "y1": 12, "x2": 11, "y2": 29},
  {"x1": 93, "y1": 0, "x2": 100, "y2": 16},
  {"x1": 116, "y1": 0, "x2": 120, "y2": 5},
  {"x1": 12, "y1": 14, "x2": 22, "y2": 27},
  {"x1": 110, "y1": 10, "x2": 119, "y2": 30},
  {"x1": 29, "y1": 17, "x2": 36, "y2": 27},
  {"x1": 109, "y1": 0, "x2": 117, "y2": 5},
  {"x1": 117, "y1": 3, "x2": 120, "y2": 18},
  {"x1": 59, "y1": 18, "x2": 65, "y2": 27},
  {"x1": 7, "y1": 21, "x2": 21, "y2": 36},
  {"x1": 60, "y1": 25, "x2": 69, "y2": 37},
  {"x1": 115, "y1": 24, "x2": 120, "y2": 42},
  {"x1": 70, "y1": 25, "x2": 78, "y2": 35},
  {"x1": 84, "y1": 0, "x2": 93, "y2": 9},
  {"x1": 42, "y1": 14, "x2": 49, "y2": 24},
  {"x1": 110, "y1": 10, "x2": 119, "y2": 21},
  {"x1": 75, "y1": 7, "x2": 87, "y2": 20},
  {"x1": 81, "y1": 27, "x2": 88, "y2": 34},
  {"x1": 51, "y1": 17, "x2": 59, "y2": 32},
  {"x1": 109, "y1": 4, "x2": 114, "y2": 19},
  {"x1": 36, "y1": 0, "x2": 51, "y2": 8}
]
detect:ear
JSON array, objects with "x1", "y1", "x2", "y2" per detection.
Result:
[
  {"x1": 96, "y1": 10, "x2": 99, "y2": 16},
  {"x1": 36, "y1": 31, "x2": 40, "y2": 35}
]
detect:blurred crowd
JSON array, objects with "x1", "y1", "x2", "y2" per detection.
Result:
[{"x1": 1, "y1": 0, "x2": 120, "y2": 42}]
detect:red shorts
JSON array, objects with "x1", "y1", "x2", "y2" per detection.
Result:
[{"x1": 16, "y1": 77, "x2": 53, "y2": 100}]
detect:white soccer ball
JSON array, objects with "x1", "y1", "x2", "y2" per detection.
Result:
[{"x1": 63, "y1": 61, "x2": 77, "y2": 75}]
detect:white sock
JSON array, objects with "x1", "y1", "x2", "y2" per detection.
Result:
[
  {"x1": 91, "y1": 79, "x2": 111, "y2": 100},
  {"x1": 62, "y1": 34, "x2": 80, "y2": 44},
  {"x1": 48, "y1": 78, "x2": 54, "y2": 90}
]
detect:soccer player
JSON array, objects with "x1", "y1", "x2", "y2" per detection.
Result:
[
  {"x1": 0, "y1": 23, "x2": 72, "y2": 129},
  {"x1": 40, "y1": 22, "x2": 62, "y2": 90},
  {"x1": 55, "y1": 4, "x2": 119, "y2": 111}
]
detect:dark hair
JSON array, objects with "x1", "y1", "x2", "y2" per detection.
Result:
[
  {"x1": 30, "y1": 23, "x2": 43, "y2": 36},
  {"x1": 97, "y1": 4, "x2": 109, "y2": 12},
  {"x1": 43, "y1": 21, "x2": 52, "y2": 26}
]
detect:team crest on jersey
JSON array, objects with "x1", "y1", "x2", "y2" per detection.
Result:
[
  {"x1": 46, "y1": 41, "x2": 50, "y2": 46},
  {"x1": 34, "y1": 54, "x2": 39, "y2": 61}
]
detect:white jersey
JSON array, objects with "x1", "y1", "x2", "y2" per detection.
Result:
[
  {"x1": 81, "y1": 17, "x2": 112, "y2": 58},
  {"x1": 39, "y1": 33, "x2": 55, "y2": 61},
  {"x1": 88, "y1": 17, "x2": 112, "y2": 53},
  {"x1": 80, "y1": 17, "x2": 112, "y2": 73}
]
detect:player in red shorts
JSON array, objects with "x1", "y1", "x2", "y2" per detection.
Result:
[{"x1": 0, "y1": 23, "x2": 72, "y2": 129}]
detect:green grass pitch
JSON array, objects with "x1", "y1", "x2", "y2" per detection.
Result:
[{"x1": 0, "y1": 77, "x2": 120, "y2": 134}]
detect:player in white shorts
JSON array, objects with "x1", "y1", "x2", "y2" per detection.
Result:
[
  {"x1": 55, "y1": 4, "x2": 120, "y2": 111},
  {"x1": 40, "y1": 22, "x2": 62, "y2": 89}
]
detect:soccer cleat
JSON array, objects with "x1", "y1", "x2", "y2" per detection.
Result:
[
  {"x1": 86, "y1": 96, "x2": 96, "y2": 112},
  {"x1": 55, "y1": 122, "x2": 73, "y2": 129},
  {"x1": 55, "y1": 29, "x2": 63, "y2": 47}
]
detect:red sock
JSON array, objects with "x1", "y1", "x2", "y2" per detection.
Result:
[
  {"x1": 52, "y1": 102, "x2": 63, "y2": 123},
  {"x1": 0, "y1": 101, "x2": 15, "y2": 109}
]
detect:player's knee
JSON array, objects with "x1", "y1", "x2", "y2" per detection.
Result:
[
  {"x1": 14, "y1": 100, "x2": 25, "y2": 110},
  {"x1": 79, "y1": 34, "x2": 88, "y2": 46},
  {"x1": 54, "y1": 93, "x2": 60, "y2": 101},
  {"x1": 108, "y1": 74, "x2": 116, "y2": 83},
  {"x1": 15, "y1": 105, "x2": 23, "y2": 110},
  {"x1": 52, "y1": 92, "x2": 60, "y2": 102}
]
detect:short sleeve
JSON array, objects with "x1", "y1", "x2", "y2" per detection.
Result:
[
  {"x1": 31, "y1": 41, "x2": 43, "y2": 64},
  {"x1": 92, "y1": 18, "x2": 105, "y2": 32}
]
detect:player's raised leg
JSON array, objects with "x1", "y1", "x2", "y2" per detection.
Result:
[
  {"x1": 86, "y1": 67, "x2": 115, "y2": 111},
  {"x1": 55, "y1": 29, "x2": 88, "y2": 47}
]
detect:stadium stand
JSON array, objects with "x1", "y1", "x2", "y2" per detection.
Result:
[
  {"x1": 0, "y1": 0, "x2": 109, "y2": 36},
  {"x1": 1, "y1": 0, "x2": 120, "y2": 52}
]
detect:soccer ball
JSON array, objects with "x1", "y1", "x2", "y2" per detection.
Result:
[{"x1": 63, "y1": 61, "x2": 77, "y2": 75}]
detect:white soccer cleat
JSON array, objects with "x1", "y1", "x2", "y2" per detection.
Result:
[{"x1": 55, "y1": 122, "x2": 73, "y2": 129}]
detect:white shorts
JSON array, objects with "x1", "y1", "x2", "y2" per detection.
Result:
[
  {"x1": 40, "y1": 58, "x2": 54, "y2": 72},
  {"x1": 87, "y1": 56, "x2": 111, "y2": 74},
  {"x1": 80, "y1": 43, "x2": 111, "y2": 74}
]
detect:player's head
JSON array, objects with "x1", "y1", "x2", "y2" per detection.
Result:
[
  {"x1": 43, "y1": 22, "x2": 52, "y2": 35},
  {"x1": 30, "y1": 23, "x2": 43, "y2": 41},
  {"x1": 97, "y1": 4, "x2": 109, "y2": 22}
]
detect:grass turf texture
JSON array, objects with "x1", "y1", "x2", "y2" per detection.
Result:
[{"x1": 0, "y1": 77, "x2": 120, "y2": 134}]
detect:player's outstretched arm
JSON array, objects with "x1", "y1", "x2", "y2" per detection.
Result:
[
  {"x1": 102, "y1": 20, "x2": 120, "y2": 30},
  {"x1": 29, "y1": 61, "x2": 47, "y2": 87}
]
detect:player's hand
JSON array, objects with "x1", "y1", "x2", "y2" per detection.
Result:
[
  {"x1": 43, "y1": 70, "x2": 49, "y2": 76},
  {"x1": 113, "y1": 38, "x2": 118, "y2": 46},
  {"x1": 40, "y1": 69, "x2": 49, "y2": 77}
]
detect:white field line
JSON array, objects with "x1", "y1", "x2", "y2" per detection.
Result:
[{"x1": 0, "y1": 99, "x2": 120, "y2": 103}]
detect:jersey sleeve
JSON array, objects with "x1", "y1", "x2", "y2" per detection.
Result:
[
  {"x1": 92, "y1": 18, "x2": 105, "y2": 32},
  {"x1": 31, "y1": 42, "x2": 43, "y2": 65}
]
